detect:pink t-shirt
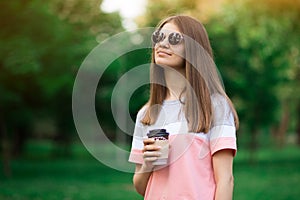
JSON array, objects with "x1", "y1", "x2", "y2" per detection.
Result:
[{"x1": 129, "y1": 95, "x2": 237, "y2": 200}]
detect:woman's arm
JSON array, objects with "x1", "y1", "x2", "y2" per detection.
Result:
[
  {"x1": 133, "y1": 164, "x2": 152, "y2": 196},
  {"x1": 133, "y1": 138, "x2": 161, "y2": 196},
  {"x1": 212, "y1": 149, "x2": 235, "y2": 200}
]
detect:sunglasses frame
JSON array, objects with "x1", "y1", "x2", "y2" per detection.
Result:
[{"x1": 151, "y1": 30, "x2": 184, "y2": 46}]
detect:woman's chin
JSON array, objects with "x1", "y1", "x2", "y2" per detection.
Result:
[{"x1": 156, "y1": 60, "x2": 173, "y2": 68}]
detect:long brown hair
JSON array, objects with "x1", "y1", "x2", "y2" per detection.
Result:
[{"x1": 141, "y1": 15, "x2": 239, "y2": 133}]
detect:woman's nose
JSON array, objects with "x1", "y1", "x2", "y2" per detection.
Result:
[{"x1": 158, "y1": 36, "x2": 170, "y2": 48}]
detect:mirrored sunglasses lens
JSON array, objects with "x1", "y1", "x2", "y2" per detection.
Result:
[
  {"x1": 152, "y1": 31, "x2": 164, "y2": 43},
  {"x1": 169, "y1": 32, "x2": 182, "y2": 45}
]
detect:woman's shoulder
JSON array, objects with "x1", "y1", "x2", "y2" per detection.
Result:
[
  {"x1": 211, "y1": 93, "x2": 228, "y2": 107},
  {"x1": 210, "y1": 93, "x2": 227, "y2": 105},
  {"x1": 210, "y1": 93, "x2": 234, "y2": 126},
  {"x1": 136, "y1": 104, "x2": 149, "y2": 120}
]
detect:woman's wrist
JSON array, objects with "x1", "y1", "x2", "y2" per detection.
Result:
[{"x1": 140, "y1": 162, "x2": 154, "y2": 173}]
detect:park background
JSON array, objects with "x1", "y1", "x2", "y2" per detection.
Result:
[{"x1": 0, "y1": 0, "x2": 300, "y2": 199}]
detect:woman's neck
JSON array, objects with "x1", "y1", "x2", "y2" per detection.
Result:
[{"x1": 164, "y1": 67, "x2": 186, "y2": 100}]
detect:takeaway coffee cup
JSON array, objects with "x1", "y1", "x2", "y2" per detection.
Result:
[{"x1": 147, "y1": 129, "x2": 169, "y2": 165}]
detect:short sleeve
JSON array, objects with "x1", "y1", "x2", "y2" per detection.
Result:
[
  {"x1": 128, "y1": 106, "x2": 147, "y2": 164},
  {"x1": 209, "y1": 95, "x2": 237, "y2": 156}
]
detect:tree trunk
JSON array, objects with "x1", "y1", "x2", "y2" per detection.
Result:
[
  {"x1": 249, "y1": 126, "x2": 259, "y2": 164},
  {"x1": 12, "y1": 126, "x2": 28, "y2": 157},
  {"x1": 0, "y1": 116, "x2": 11, "y2": 177},
  {"x1": 276, "y1": 100, "x2": 290, "y2": 148},
  {"x1": 297, "y1": 103, "x2": 300, "y2": 146}
]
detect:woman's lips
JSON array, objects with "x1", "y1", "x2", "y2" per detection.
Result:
[{"x1": 157, "y1": 50, "x2": 172, "y2": 56}]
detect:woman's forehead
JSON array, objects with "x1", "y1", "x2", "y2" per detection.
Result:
[{"x1": 160, "y1": 22, "x2": 181, "y2": 33}]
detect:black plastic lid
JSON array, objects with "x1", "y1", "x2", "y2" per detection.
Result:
[{"x1": 147, "y1": 129, "x2": 169, "y2": 138}]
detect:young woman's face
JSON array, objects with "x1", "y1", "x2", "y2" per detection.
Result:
[{"x1": 154, "y1": 22, "x2": 185, "y2": 70}]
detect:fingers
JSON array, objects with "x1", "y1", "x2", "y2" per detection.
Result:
[
  {"x1": 143, "y1": 138, "x2": 155, "y2": 145},
  {"x1": 143, "y1": 149, "x2": 161, "y2": 163},
  {"x1": 142, "y1": 138, "x2": 161, "y2": 164},
  {"x1": 143, "y1": 138, "x2": 161, "y2": 152},
  {"x1": 143, "y1": 144, "x2": 161, "y2": 152},
  {"x1": 143, "y1": 151, "x2": 161, "y2": 158}
]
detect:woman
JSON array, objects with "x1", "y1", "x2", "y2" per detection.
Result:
[{"x1": 129, "y1": 15, "x2": 239, "y2": 200}]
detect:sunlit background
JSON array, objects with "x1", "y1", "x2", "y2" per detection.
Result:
[
  {"x1": 101, "y1": 0, "x2": 147, "y2": 29},
  {"x1": 0, "y1": 0, "x2": 300, "y2": 199}
]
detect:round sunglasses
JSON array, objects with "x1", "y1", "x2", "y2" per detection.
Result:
[{"x1": 151, "y1": 30, "x2": 184, "y2": 45}]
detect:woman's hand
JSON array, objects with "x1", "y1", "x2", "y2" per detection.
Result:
[{"x1": 142, "y1": 138, "x2": 161, "y2": 172}]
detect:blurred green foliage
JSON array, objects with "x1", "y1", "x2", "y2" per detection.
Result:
[
  {"x1": 0, "y1": 0, "x2": 300, "y2": 177},
  {"x1": 206, "y1": 0, "x2": 300, "y2": 149},
  {"x1": 0, "y1": 0, "x2": 122, "y2": 156}
]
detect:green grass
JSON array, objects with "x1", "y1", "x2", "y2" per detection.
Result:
[
  {"x1": 1, "y1": 141, "x2": 300, "y2": 200},
  {"x1": 234, "y1": 146, "x2": 300, "y2": 200},
  {"x1": 0, "y1": 141, "x2": 142, "y2": 200},
  {"x1": 0, "y1": 159, "x2": 142, "y2": 200}
]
